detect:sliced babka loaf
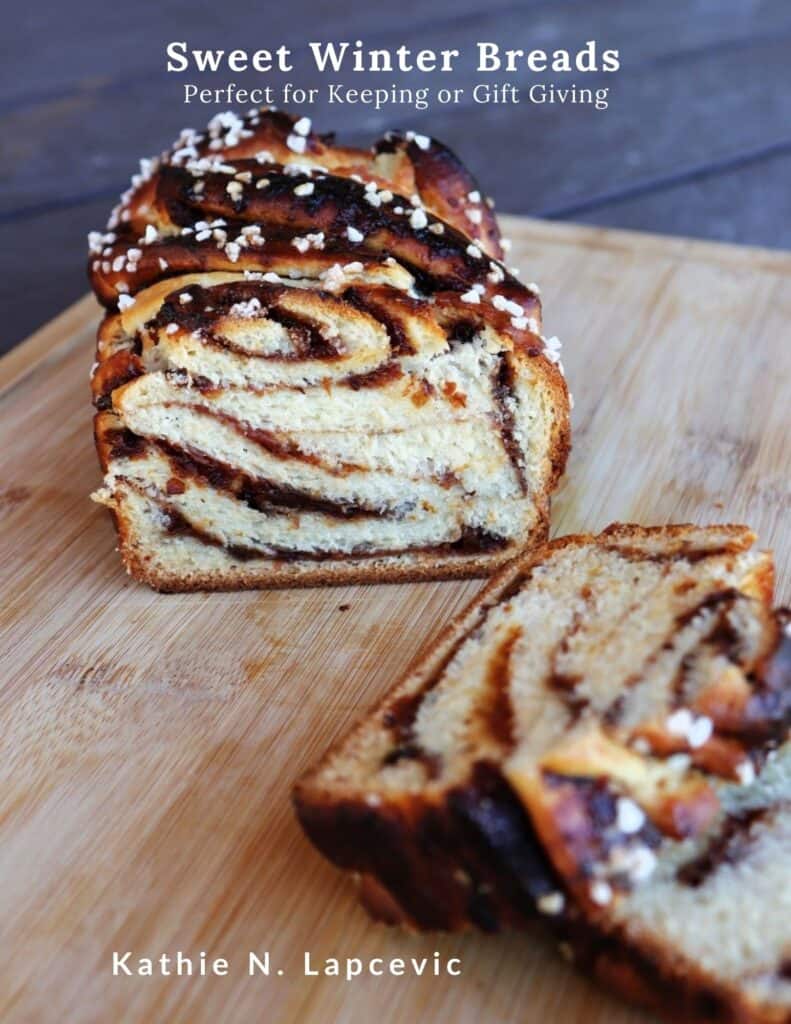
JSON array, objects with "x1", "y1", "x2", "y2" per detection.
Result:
[
  {"x1": 294, "y1": 524, "x2": 791, "y2": 1022},
  {"x1": 88, "y1": 108, "x2": 569, "y2": 590}
]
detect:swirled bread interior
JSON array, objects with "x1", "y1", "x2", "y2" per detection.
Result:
[
  {"x1": 575, "y1": 743, "x2": 791, "y2": 1024},
  {"x1": 88, "y1": 109, "x2": 569, "y2": 589},
  {"x1": 295, "y1": 524, "x2": 791, "y2": 1024}
]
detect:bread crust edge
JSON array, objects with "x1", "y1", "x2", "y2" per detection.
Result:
[{"x1": 293, "y1": 524, "x2": 789, "y2": 1024}]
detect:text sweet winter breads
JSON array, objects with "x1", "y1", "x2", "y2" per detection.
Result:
[
  {"x1": 88, "y1": 109, "x2": 569, "y2": 590},
  {"x1": 295, "y1": 524, "x2": 791, "y2": 1024}
]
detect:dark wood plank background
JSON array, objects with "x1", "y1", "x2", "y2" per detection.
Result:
[{"x1": 2, "y1": 0, "x2": 790, "y2": 353}]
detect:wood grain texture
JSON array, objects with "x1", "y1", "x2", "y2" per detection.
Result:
[
  {"x1": 5, "y1": 0, "x2": 791, "y2": 352},
  {"x1": 0, "y1": 217, "x2": 788, "y2": 1024},
  {"x1": 7, "y1": 0, "x2": 791, "y2": 216}
]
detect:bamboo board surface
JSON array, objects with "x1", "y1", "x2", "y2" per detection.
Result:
[{"x1": 0, "y1": 217, "x2": 788, "y2": 1024}]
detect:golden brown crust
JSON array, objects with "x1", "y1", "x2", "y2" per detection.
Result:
[
  {"x1": 88, "y1": 111, "x2": 508, "y2": 308},
  {"x1": 96, "y1": 109, "x2": 501, "y2": 260}
]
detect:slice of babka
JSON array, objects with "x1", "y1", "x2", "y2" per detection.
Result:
[
  {"x1": 549, "y1": 739, "x2": 791, "y2": 1024},
  {"x1": 88, "y1": 109, "x2": 569, "y2": 590},
  {"x1": 294, "y1": 524, "x2": 791, "y2": 1023}
]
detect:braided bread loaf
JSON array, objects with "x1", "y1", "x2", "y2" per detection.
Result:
[
  {"x1": 295, "y1": 524, "x2": 791, "y2": 1023},
  {"x1": 88, "y1": 109, "x2": 569, "y2": 590}
]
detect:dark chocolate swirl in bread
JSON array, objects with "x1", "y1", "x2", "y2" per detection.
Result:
[
  {"x1": 88, "y1": 108, "x2": 569, "y2": 590},
  {"x1": 295, "y1": 525, "x2": 791, "y2": 1023}
]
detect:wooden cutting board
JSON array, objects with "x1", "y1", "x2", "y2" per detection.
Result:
[{"x1": 0, "y1": 217, "x2": 788, "y2": 1024}]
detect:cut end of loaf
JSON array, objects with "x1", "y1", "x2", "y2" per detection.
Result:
[
  {"x1": 294, "y1": 523, "x2": 791, "y2": 1023},
  {"x1": 87, "y1": 108, "x2": 570, "y2": 590}
]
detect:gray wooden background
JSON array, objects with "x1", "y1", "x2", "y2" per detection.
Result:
[{"x1": 2, "y1": 0, "x2": 790, "y2": 353}]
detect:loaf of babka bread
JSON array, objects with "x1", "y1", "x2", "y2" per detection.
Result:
[
  {"x1": 294, "y1": 523, "x2": 791, "y2": 1024},
  {"x1": 88, "y1": 109, "x2": 569, "y2": 590}
]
